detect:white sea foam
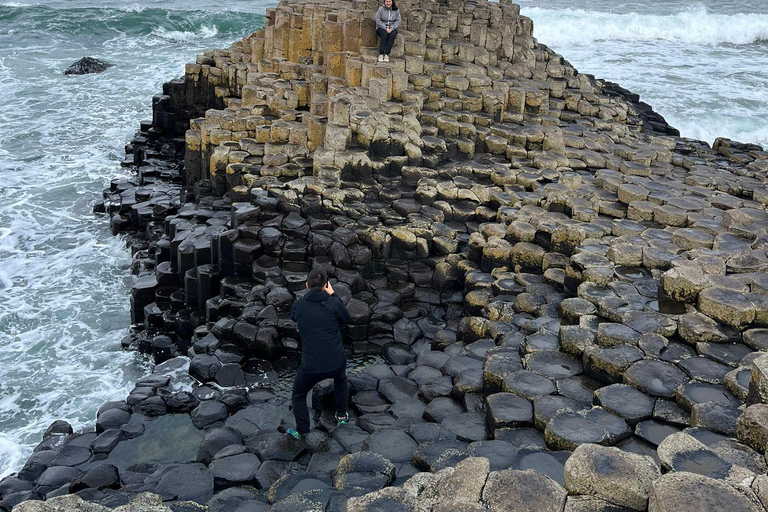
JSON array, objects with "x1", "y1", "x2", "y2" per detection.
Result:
[
  {"x1": 525, "y1": 5, "x2": 768, "y2": 47},
  {"x1": 151, "y1": 25, "x2": 219, "y2": 43},
  {"x1": 668, "y1": 115, "x2": 768, "y2": 148}
]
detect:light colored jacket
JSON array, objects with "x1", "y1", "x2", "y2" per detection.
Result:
[{"x1": 375, "y1": 6, "x2": 401, "y2": 31}]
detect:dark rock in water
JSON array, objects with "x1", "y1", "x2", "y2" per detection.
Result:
[{"x1": 64, "y1": 57, "x2": 114, "y2": 75}]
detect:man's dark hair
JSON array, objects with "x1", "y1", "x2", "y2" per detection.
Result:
[{"x1": 307, "y1": 267, "x2": 328, "y2": 289}]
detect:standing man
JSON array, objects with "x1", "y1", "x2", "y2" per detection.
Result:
[{"x1": 286, "y1": 267, "x2": 351, "y2": 439}]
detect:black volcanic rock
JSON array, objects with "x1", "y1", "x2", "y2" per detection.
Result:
[{"x1": 64, "y1": 57, "x2": 114, "y2": 75}]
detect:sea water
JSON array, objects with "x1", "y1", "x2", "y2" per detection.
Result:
[
  {"x1": 0, "y1": 0, "x2": 271, "y2": 478},
  {"x1": 517, "y1": 0, "x2": 768, "y2": 145},
  {"x1": 0, "y1": 0, "x2": 766, "y2": 479}
]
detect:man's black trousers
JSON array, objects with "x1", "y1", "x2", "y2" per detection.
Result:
[
  {"x1": 377, "y1": 28, "x2": 398, "y2": 55},
  {"x1": 291, "y1": 366, "x2": 349, "y2": 434}
]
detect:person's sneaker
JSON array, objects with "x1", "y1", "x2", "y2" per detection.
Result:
[
  {"x1": 377, "y1": 54, "x2": 384, "y2": 62},
  {"x1": 383, "y1": 55, "x2": 390, "y2": 62},
  {"x1": 335, "y1": 412, "x2": 349, "y2": 426},
  {"x1": 286, "y1": 428, "x2": 302, "y2": 440}
]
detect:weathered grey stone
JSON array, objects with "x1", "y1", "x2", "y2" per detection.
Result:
[
  {"x1": 648, "y1": 472, "x2": 763, "y2": 512},
  {"x1": 333, "y1": 452, "x2": 395, "y2": 491},
  {"x1": 656, "y1": 432, "x2": 731, "y2": 478},
  {"x1": 482, "y1": 469, "x2": 567, "y2": 512},
  {"x1": 748, "y1": 353, "x2": 768, "y2": 404},
  {"x1": 432, "y1": 456, "x2": 490, "y2": 507},
  {"x1": 660, "y1": 266, "x2": 709, "y2": 303},
  {"x1": 678, "y1": 312, "x2": 729, "y2": 345},
  {"x1": 564, "y1": 444, "x2": 661, "y2": 510},
  {"x1": 736, "y1": 404, "x2": 768, "y2": 453},
  {"x1": 697, "y1": 288, "x2": 755, "y2": 329}
]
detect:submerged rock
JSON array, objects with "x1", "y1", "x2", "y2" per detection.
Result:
[{"x1": 63, "y1": 57, "x2": 114, "y2": 75}]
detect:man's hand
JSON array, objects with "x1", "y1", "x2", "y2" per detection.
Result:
[
  {"x1": 323, "y1": 281, "x2": 335, "y2": 295},
  {"x1": 386, "y1": 28, "x2": 392, "y2": 34}
]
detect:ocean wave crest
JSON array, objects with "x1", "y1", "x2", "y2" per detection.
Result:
[
  {"x1": 0, "y1": 5, "x2": 263, "y2": 41},
  {"x1": 525, "y1": 5, "x2": 768, "y2": 46},
  {"x1": 151, "y1": 24, "x2": 219, "y2": 42}
]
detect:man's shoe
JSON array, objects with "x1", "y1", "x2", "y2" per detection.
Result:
[
  {"x1": 286, "y1": 428, "x2": 302, "y2": 440},
  {"x1": 377, "y1": 54, "x2": 384, "y2": 62},
  {"x1": 383, "y1": 55, "x2": 390, "y2": 62},
  {"x1": 335, "y1": 412, "x2": 349, "y2": 426}
]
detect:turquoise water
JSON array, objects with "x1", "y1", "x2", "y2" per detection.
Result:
[
  {"x1": 517, "y1": 0, "x2": 768, "y2": 145},
  {"x1": 0, "y1": 1, "x2": 270, "y2": 478}
]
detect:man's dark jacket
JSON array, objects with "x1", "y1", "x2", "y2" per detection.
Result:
[{"x1": 290, "y1": 288, "x2": 351, "y2": 373}]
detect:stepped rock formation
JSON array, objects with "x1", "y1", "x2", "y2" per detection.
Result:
[{"x1": 5, "y1": 0, "x2": 768, "y2": 510}]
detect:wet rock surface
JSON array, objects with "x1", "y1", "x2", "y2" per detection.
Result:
[
  {"x1": 63, "y1": 57, "x2": 114, "y2": 75},
  {"x1": 6, "y1": 0, "x2": 768, "y2": 510}
]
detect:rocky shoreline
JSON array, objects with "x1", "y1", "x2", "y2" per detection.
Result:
[{"x1": 3, "y1": 0, "x2": 768, "y2": 510}]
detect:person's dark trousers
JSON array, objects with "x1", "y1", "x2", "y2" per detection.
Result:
[
  {"x1": 291, "y1": 366, "x2": 349, "y2": 434},
  {"x1": 376, "y1": 28, "x2": 398, "y2": 55}
]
